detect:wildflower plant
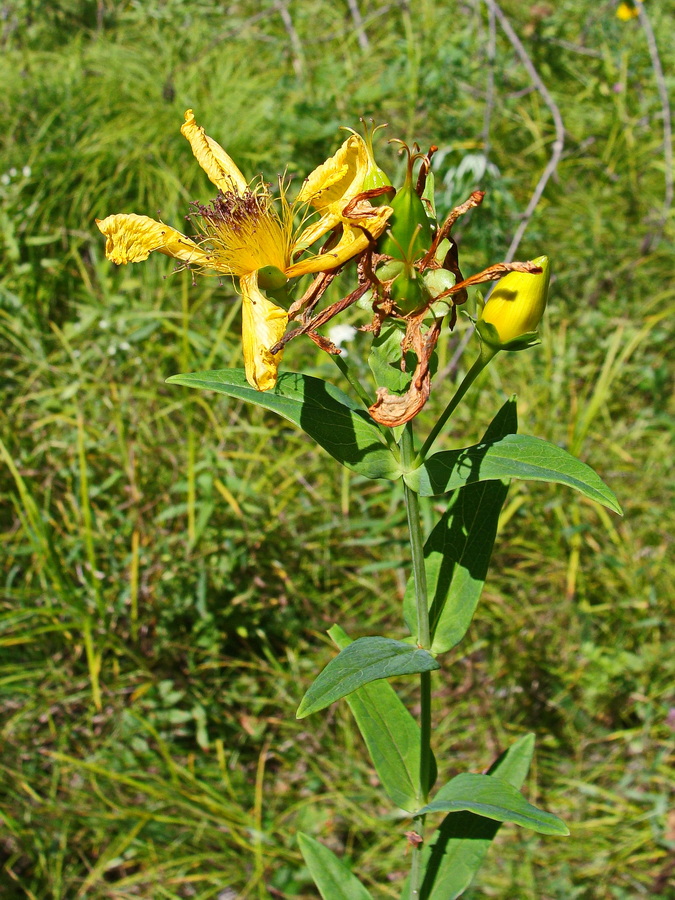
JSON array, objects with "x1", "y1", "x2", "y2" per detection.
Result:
[{"x1": 100, "y1": 112, "x2": 622, "y2": 897}]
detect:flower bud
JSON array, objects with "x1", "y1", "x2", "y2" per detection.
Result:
[
  {"x1": 479, "y1": 256, "x2": 549, "y2": 348},
  {"x1": 616, "y1": 0, "x2": 641, "y2": 21}
]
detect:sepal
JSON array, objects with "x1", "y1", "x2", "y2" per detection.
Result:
[{"x1": 476, "y1": 317, "x2": 541, "y2": 353}]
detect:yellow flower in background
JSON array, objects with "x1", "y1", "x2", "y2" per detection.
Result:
[
  {"x1": 616, "y1": 0, "x2": 642, "y2": 21},
  {"x1": 480, "y1": 255, "x2": 550, "y2": 346},
  {"x1": 97, "y1": 110, "x2": 392, "y2": 391}
]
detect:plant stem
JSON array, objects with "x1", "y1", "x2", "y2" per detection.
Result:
[
  {"x1": 416, "y1": 352, "x2": 491, "y2": 463},
  {"x1": 400, "y1": 423, "x2": 432, "y2": 897},
  {"x1": 401, "y1": 424, "x2": 430, "y2": 651}
]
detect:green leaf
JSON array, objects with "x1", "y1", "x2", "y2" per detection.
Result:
[
  {"x1": 405, "y1": 432, "x2": 621, "y2": 513},
  {"x1": 296, "y1": 636, "x2": 440, "y2": 719},
  {"x1": 329, "y1": 625, "x2": 436, "y2": 811},
  {"x1": 403, "y1": 399, "x2": 516, "y2": 653},
  {"x1": 298, "y1": 833, "x2": 373, "y2": 900},
  {"x1": 368, "y1": 322, "x2": 414, "y2": 394},
  {"x1": 167, "y1": 369, "x2": 401, "y2": 481},
  {"x1": 417, "y1": 772, "x2": 569, "y2": 836},
  {"x1": 412, "y1": 733, "x2": 536, "y2": 899}
]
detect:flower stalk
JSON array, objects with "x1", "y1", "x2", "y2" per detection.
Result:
[
  {"x1": 416, "y1": 353, "x2": 490, "y2": 463},
  {"x1": 401, "y1": 422, "x2": 433, "y2": 896}
]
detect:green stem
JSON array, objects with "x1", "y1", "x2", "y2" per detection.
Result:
[
  {"x1": 400, "y1": 423, "x2": 432, "y2": 898},
  {"x1": 409, "y1": 668, "x2": 432, "y2": 898},
  {"x1": 401, "y1": 425, "x2": 430, "y2": 650},
  {"x1": 416, "y1": 351, "x2": 493, "y2": 464},
  {"x1": 332, "y1": 354, "x2": 398, "y2": 452}
]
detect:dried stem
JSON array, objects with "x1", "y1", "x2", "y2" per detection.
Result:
[
  {"x1": 482, "y1": 0, "x2": 496, "y2": 170},
  {"x1": 637, "y1": 2, "x2": 673, "y2": 251},
  {"x1": 346, "y1": 0, "x2": 370, "y2": 50},
  {"x1": 484, "y1": 0, "x2": 565, "y2": 262},
  {"x1": 420, "y1": 190, "x2": 485, "y2": 270},
  {"x1": 275, "y1": 1, "x2": 305, "y2": 79},
  {"x1": 270, "y1": 283, "x2": 369, "y2": 355},
  {"x1": 432, "y1": 259, "x2": 542, "y2": 304}
]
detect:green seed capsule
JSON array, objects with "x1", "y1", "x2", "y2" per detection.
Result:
[
  {"x1": 379, "y1": 144, "x2": 433, "y2": 263},
  {"x1": 362, "y1": 160, "x2": 393, "y2": 194},
  {"x1": 358, "y1": 121, "x2": 393, "y2": 206},
  {"x1": 390, "y1": 265, "x2": 429, "y2": 315},
  {"x1": 257, "y1": 265, "x2": 289, "y2": 291}
]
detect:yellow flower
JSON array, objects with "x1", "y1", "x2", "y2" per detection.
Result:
[
  {"x1": 480, "y1": 255, "x2": 550, "y2": 346},
  {"x1": 616, "y1": 0, "x2": 642, "y2": 21},
  {"x1": 97, "y1": 109, "x2": 392, "y2": 391}
]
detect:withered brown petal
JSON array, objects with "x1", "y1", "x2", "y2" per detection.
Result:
[{"x1": 368, "y1": 319, "x2": 441, "y2": 427}]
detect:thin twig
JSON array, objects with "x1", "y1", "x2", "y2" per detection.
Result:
[
  {"x1": 346, "y1": 0, "x2": 370, "y2": 50},
  {"x1": 275, "y1": 2, "x2": 305, "y2": 79},
  {"x1": 313, "y1": 0, "x2": 408, "y2": 44},
  {"x1": 545, "y1": 37, "x2": 603, "y2": 59},
  {"x1": 169, "y1": 8, "x2": 280, "y2": 76},
  {"x1": 637, "y1": 2, "x2": 673, "y2": 251},
  {"x1": 481, "y1": 0, "x2": 496, "y2": 169},
  {"x1": 484, "y1": 0, "x2": 565, "y2": 263},
  {"x1": 431, "y1": 6, "x2": 493, "y2": 371}
]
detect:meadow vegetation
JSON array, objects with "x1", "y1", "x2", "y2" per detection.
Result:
[{"x1": 1, "y1": 0, "x2": 673, "y2": 897}]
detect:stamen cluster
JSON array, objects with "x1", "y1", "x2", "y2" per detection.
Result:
[{"x1": 190, "y1": 188, "x2": 289, "y2": 276}]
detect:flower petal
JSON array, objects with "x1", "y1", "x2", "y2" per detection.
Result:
[
  {"x1": 240, "y1": 271, "x2": 288, "y2": 391},
  {"x1": 181, "y1": 109, "x2": 248, "y2": 194},
  {"x1": 295, "y1": 134, "x2": 369, "y2": 247},
  {"x1": 96, "y1": 214, "x2": 211, "y2": 267},
  {"x1": 286, "y1": 204, "x2": 392, "y2": 278},
  {"x1": 297, "y1": 134, "x2": 368, "y2": 209}
]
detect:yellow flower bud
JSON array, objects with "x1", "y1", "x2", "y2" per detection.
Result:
[
  {"x1": 480, "y1": 256, "x2": 550, "y2": 346},
  {"x1": 616, "y1": 0, "x2": 641, "y2": 22}
]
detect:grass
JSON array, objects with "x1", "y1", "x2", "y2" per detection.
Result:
[{"x1": 1, "y1": 0, "x2": 673, "y2": 897}]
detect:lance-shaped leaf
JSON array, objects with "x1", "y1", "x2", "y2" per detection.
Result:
[
  {"x1": 167, "y1": 369, "x2": 401, "y2": 481},
  {"x1": 407, "y1": 733, "x2": 536, "y2": 899},
  {"x1": 403, "y1": 398, "x2": 515, "y2": 653},
  {"x1": 329, "y1": 625, "x2": 437, "y2": 811},
  {"x1": 297, "y1": 636, "x2": 439, "y2": 719},
  {"x1": 417, "y1": 772, "x2": 568, "y2": 836},
  {"x1": 298, "y1": 833, "x2": 373, "y2": 900},
  {"x1": 405, "y1": 431, "x2": 621, "y2": 513}
]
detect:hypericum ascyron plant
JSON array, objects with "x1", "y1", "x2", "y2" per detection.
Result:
[{"x1": 100, "y1": 112, "x2": 621, "y2": 898}]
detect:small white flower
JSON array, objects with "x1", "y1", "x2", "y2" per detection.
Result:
[
  {"x1": 99, "y1": 319, "x2": 110, "y2": 329},
  {"x1": 22, "y1": 165, "x2": 31, "y2": 178},
  {"x1": 119, "y1": 340, "x2": 131, "y2": 351},
  {"x1": 328, "y1": 324, "x2": 358, "y2": 356},
  {"x1": 8, "y1": 167, "x2": 17, "y2": 177},
  {"x1": 107, "y1": 344, "x2": 117, "y2": 355},
  {"x1": 0, "y1": 174, "x2": 10, "y2": 186}
]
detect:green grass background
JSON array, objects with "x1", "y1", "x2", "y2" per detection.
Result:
[{"x1": 1, "y1": 1, "x2": 673, "y2": 897}]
